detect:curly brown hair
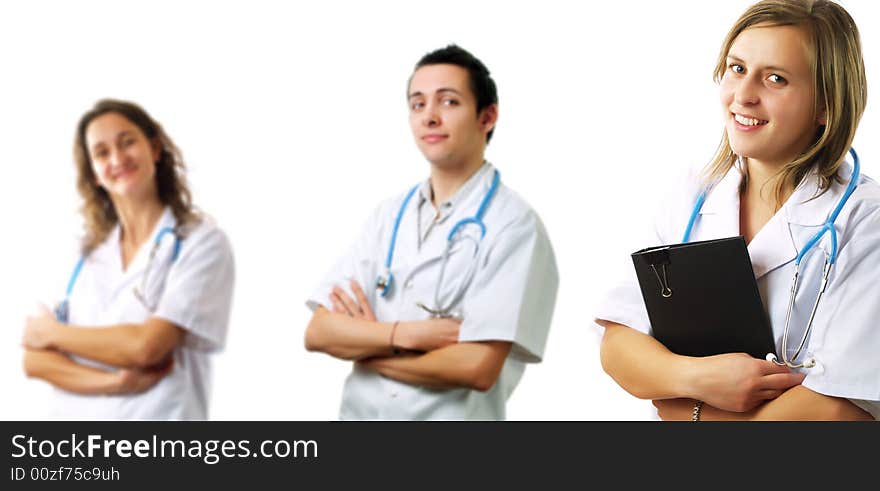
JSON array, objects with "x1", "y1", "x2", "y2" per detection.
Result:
[{"x1": 74, "y1": 99, "x2": 199, "y2": 254}]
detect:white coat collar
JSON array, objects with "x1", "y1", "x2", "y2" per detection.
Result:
[
  {"x1": 697, "y1": 160, "x2": 858, "y2": 278},
  {"x1": 697, "y1": 165, "x2": 798, "y2": 279},
  {"x1": 749, "y1": 205, "x2": 798, "y2": 279},
  {"x1": 106, "y1": 206, "x2": 176, "y2": 275},
  {"x1": 417, "y1": 161, "x2": 493, "y2": 215},
  {"x1": 698, "y1": 164, "x2": 741, "y2": 216},
  {"x1": 402, "y1": 162, "x2": 497, "y2": 276},
  {"x1": 702, "y1": 161, "x2": 855, "y2": 225},
  {"x1": 783, "y1": 161, "x2": 855, "y2": 227}
]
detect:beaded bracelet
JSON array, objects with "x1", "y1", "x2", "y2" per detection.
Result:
[{"x1": 692, "y1": 400, "x2": 704, "y2": 422}]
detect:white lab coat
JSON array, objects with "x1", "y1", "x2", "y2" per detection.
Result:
[
  {"x1": 595, "y1": 161, "x2": 880, "y2": 419},
  {"x1": 49, "y1": 207, "x2": 236, "y2": 420},
  {"x1": 307, "y1": 162, "x2": 559, "y2": 420}
]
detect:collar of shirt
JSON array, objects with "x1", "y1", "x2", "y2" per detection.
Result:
[
  {"x1": 700, "y1": 161, "x2": 855, "y2": 227},
  {"x1": 696, "y1": 164, "x2": 794, "y2": 279},
  {"x1": 698, "y1": 163, "x2": 742, "y2": 218},
  {"x1": 96, "y1": 206, "x2": 177, "y2": 281},
  {"x1": 784, "y1": 160, "x2": 857, "y2": 227},
  {"x1": 415, "y1": 161, "x2": 494, "y2": 243},
  {"x1": 696, "y1": 161, "x2": 858, "y2": 279}
]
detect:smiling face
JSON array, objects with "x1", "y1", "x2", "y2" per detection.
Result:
[
  {"x1": 720, "y1": 24, "x2": 822, "y2": 168},
  {"x1": 407, "y1": 63, "x2": 496, "y2": 169},
  {"x1": 85, "y1": 112, "x2": 160, "y2": 201}
]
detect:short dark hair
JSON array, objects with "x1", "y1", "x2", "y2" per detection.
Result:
[{"x1": 413, "y1": 44, "x2": 499, "y2": 142}]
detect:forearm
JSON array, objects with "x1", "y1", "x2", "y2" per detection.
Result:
[
  {"x1": 47, "y1": 321, "x2": 178, "y2": 369},
  {"x1": 23, "y1": 349, "x2": 121, "y2": 395},
  {"x1": 364, "y1": 341, "x2": 511, "y2": 392},
  {"x1": 305, "y1": 307, "x2": 396, "y2": 360},
  {"x1": 701, "y1": 386, "x2": 874, "y2": 421},
  {"x1": 599, "y1": 321, "x2": 698, "y2": 400}
]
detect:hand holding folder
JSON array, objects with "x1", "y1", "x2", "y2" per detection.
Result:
[{"x1": 631, "y1": 236, "x2": 776, "y2": 359}]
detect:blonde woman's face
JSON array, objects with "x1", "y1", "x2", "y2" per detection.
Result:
[
  {"x1": 720, "y1": 24, "x2": 822, "y2": 167},
  {"x1": 85, "y1": 112, "x2": 159, "y2": 200}
]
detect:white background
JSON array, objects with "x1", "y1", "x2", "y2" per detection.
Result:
[{"x1": 0, "y1": 0, "x2": 877, "y2": 420}]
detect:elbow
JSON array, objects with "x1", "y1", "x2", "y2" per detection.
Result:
[
  {"x1": 599, "y1": 334, "x2": 651, "y2": 400},
  {"x1": 599, "y1": 340, "x2": 624, "y2": 383},
  {"x1": 833, "y1": 399, "x2": 874, "y2": 421},
  {"x1": 469, "y1": 374, "x2": 498, "y2": 393},
  {"x1": 304, "y1": 332, "x2": 333, "y2": 356},
  {"x1": 130, "y1": 333, "x2": 175, "y2": 368},
  {"x1": 616, "y1": 383, "x2": 654, "y2": 401},
  {"x1": 303, "y1": 330, "x2": 318, "y2": 353},
  {"x1": 464, "y1": 347, "x2": 506, "y2": 392},
  {"x1": 598, "y1": 335, "x2": 620, "y2": 381},
  {"x1": 304, "y1": 327, "x2": 322, "y2": 353},
  {"x1": 598, "y1": 321, "x2": 627, "y2": 380},
  {"x1": 22, "y1": 351, "x2": 39, "y2": 379},
  {"x1": 22, "y1": 349, "x2": 54, "y2": 380},
  {"x1": 304, "y1": 311, "x2": 327, "y2": 353},
  {"x1": 304, "y1": 310, "x2": 355, "y2": 359}
]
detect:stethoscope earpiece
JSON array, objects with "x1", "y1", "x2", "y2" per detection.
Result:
[{"x1": 765, "y1": 353, "x2": 778, "y2": 364}]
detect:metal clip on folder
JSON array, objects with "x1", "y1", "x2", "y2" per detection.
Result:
[{"x1": 639, "y1": 246, "x2": 672, "y2": 298}]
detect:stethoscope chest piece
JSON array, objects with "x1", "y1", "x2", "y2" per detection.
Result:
[
  {"x1": 766, "y1": 352, "x2": 816, "y2": 369},
  {"x1": 376, "y1": 268, "x2": 394, "y2": 298},
  {"x1": 55, "y1": 300, "x2": 70, "y2": 324}
]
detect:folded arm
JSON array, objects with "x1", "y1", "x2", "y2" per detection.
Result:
[
  {"x1": 22, "y1": 349, "x2": 170, "y2": 395},
  {"x1": 305, "y1": 307, "x2": 460, "y2": 359},
  {"x1": 599, "y1": 320, "x2": 804, "y2": 412},
  {"x1": 305, "y1": 307, "x2": 396, "y2": 360},
  {"x1": 24, "y1": 310, "x2": 183, "y2": 369},
  {"x1": 360, "y1": 341, "x2": 512, "y2": 392},
  {"x1": 655, "y1": 386, "x2": 874, "y2": 421},
  {"x1": 305, "y1": 281, "x2": 459, "y2": 360},
  {"x1": 599, "y1": 320, "x2": 697, "y2": 399}
]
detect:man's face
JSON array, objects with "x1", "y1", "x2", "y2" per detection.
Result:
[{"x1": 407, "y1": 63, "x2": 495, "y2": 168}]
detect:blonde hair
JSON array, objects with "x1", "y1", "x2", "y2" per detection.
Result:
[
  {"x1": 703, "y1": 0, "x2": 866, "y2": 206},
  {"x1": 74, "y1": 99, "x2": 199, "y2": 254}
]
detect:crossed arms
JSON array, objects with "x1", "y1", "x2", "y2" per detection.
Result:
[
  {"x1": 305, "y1": 280, "x2": 511, "y2": 391},
  {"x1": 599, "y1": 320, "x2": 873, "y2": 421},
  {"x1": 22, "y1": 305, "x2": 183, "y2": 395}
]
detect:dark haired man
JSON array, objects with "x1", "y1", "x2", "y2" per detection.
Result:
[{"x1": 305, "y1": 45, "x2": 558, "y2": 420}]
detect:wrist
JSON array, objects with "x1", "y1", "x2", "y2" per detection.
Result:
[
  {"x1": 43, "y1": 321, "x2": 63, "y2": 350},
  {"x1": 389, "y1": 321, "x2": 401, "y2": 355},
  {"x1": 692, "y1": 400, "x2": 704, "y2": 421},
  {"x1": 107, "y1": 370, "x2": 129, "y2": 395},
  {"x1": 391, "y1": 321, "x2": 413, "y2": 351},
  {"x1": 676, "y1": 356, "x2": 703, "y2": 400}
]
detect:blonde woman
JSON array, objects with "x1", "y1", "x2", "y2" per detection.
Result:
[
  {"x1": 596, "y1": 0, "x2": 878, "y2": 420},
  {"x1": 22, "y1": 99, "x2": 235, "y2": 420}
]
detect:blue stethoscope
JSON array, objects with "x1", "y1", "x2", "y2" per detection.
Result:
[
  {"x1": 682, "y1": 148, "x2": 861, "y2": 369},
  {"x1": 375, "y1": 169, "x2": 500, "y2": 318},
  {"x1": 55, "y1": 227, "x2": 182, "y2": 323}
]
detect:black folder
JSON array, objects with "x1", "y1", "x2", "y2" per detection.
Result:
[{"x1": 631, "y1": 236, "x2": 776, "y2": 359}]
